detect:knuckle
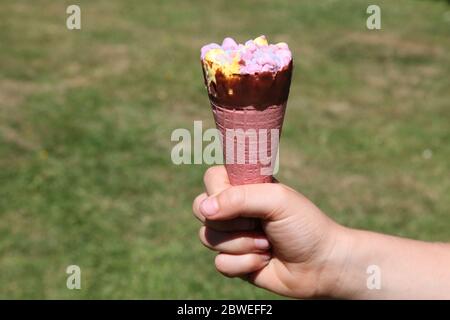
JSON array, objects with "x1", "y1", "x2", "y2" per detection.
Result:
[
  {"x1": 214, "y1": 255, "x2": 233, "y2": 277},
  {"x1": 192, "y1": 195, "x2": 201, "y2": 214},
  {"x1": 198, "y1": 227, "x2": 208, "y2": 245},
  {"x1": 269, "y1": 184, "x2": 290, "y2": 214},
  {"x1": 272, "y1": 183, "x2": 289, "y2": 200},
  {"x1": 224, "y1": 187, "x2": 247, "y2": 210},
  {"x1": 192, "y1": 194, "x2": 206, "y2": 220},
  {"x1": 248, "y1": 254, "x2": 260, "y2": 267},
  {"x1": 203, "y1": 166, "x2": 220, "y2": 185},
  {"x1": 198, "y1": 226, "x2": 205, "y2": 240}
]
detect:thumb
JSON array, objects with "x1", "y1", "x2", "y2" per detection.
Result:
[{"x1": 199, "y1": 183, "x2": 288, "y2": 221}]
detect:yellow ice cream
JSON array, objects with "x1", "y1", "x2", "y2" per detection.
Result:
[
  {"x1": 202, "y1": 36, "x2": 270, "y2": 85},
  {"x1": 203, "y1": 48, "x2": 241, "y2": 84},
  {"x1": 253, "y1": 35, "x2": 268, "y2": 46}
]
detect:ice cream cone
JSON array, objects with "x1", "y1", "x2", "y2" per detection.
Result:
[
  {"x1": 201, "y1": 36, "x2": 293, "y2": 185},
  {"x1": 210, "y1": 102, "x2": 286, "y2": 185}
]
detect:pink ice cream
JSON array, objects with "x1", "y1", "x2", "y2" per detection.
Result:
[{"x1": 200, "y1": 35, "x2": 292, "y2": 76}]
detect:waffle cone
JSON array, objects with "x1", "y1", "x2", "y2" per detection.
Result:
[
  {"x1": 201, "y1": 58, "x2": 293, "y2": 185},
  {"x1": 211, "y1": 102, "x2": 286, "y2": 185}
]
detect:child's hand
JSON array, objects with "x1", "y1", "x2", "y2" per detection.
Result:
[{"x1": 193, "y1": 166, "x2": 350, "y2": 298}]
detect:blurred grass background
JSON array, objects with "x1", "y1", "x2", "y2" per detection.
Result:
[{"x1": 0, "y1": 0, "x2": 449, "y2": 298}]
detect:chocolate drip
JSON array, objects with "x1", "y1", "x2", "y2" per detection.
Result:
[{"x1": 202, "y1": 60, "x2": 293, "y2": 110}]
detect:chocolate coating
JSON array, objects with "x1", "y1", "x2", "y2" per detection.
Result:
[{"x1": 202, "y1": 60, "x2": 293, "y2": 110}]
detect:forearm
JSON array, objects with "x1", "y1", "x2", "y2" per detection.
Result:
[{"x1": 333, "y1": 228, "x2": 450, "y2": 299}]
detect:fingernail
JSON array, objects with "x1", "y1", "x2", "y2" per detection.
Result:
[
  {"x1": 200, "y1": 197, "x2": 219, "y2": 216},
  {"x1": 254, "y1": 238, "x2": 270, "y2": 249}
]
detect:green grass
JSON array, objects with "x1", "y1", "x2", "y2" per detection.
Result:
[{"x1": 0, "y1": 0, "x2": 449, "y2": 299}]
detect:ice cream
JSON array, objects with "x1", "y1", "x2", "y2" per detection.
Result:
[
  {"x1": 201, "y1": 36, "x2": 293, "y2": 185},
  {"x1": 201, "y1": 35, "x2": 291, "y2": 76}
]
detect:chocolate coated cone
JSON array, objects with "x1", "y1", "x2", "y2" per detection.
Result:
[{"x1": 203, "y1": 61, "x2": 293, "y2": 185}]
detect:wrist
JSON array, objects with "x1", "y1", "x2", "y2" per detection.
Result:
[
  {"x1": 323, "y1": 228, "x2": 386, "y2": 299},
  {"x1": 315, "y1": 224, "x2": 359, "y2": 299}
]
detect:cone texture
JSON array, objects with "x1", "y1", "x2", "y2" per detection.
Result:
[{"x1": 211, "y1": 102, "x2": 286, "y2": 185}]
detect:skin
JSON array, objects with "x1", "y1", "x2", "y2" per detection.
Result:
[{"x1": 193, "y1": 166, "x2": 450, "y2": 299}]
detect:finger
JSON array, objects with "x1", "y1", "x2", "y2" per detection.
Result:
[
  {"x1": 194, "y1": 193, "x2": 259, "y2": 231},
  {"x1": 199, "y1": 183, "x2": 289, "y2": 221},
  {"x1": 244, "y1": 261, "x2": 295, "y2": 298},
  {"x1": 214, "y1": 253, "x2": 271, "y2": 277},
  {"x1": 199, "y1": 226, "x2": 270, "y2": 254},
  {"x1": 193, "y1": 193, "x2": 208, "y2": 222},
  {"x1": 203, "y1": 165, "x2": 230, "y2": 196}
]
